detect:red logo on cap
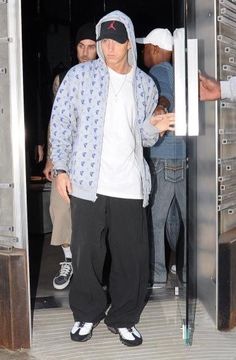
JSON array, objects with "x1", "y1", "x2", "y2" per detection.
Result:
[{"x1": 107, "y1": 21, "x2": 116, "y2": 31}]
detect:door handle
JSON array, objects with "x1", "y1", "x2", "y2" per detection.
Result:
[
  {"x1": 174, "y1": 28, "x2": 187, "y2": 136},
  {"x1": 187, "y1": 39, "x2": 199, "y2": 136}
]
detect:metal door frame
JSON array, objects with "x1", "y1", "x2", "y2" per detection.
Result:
[{"x1": 0, "y1": 0, "x2": 31, "y2": 346}]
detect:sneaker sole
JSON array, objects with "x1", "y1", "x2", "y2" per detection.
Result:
[
  {"x1": 120, "y1": 336, "x2": 142, "y2": 347},
  {"x1": 53, "y1": 273, "x2": 73, "y2": 290},
  {"x1": 71, "y1": 331, "x2": 92, "y2": 342}
]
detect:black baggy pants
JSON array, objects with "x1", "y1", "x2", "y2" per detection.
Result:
[{"x1": 69, "y1": 195, "x2": 149, "y2": 328}]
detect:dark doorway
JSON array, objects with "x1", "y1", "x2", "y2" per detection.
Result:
[{"x1": 21, "y1": 0, "x2": 181, "y2": 310}]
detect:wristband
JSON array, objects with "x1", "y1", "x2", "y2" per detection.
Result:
[{"x1": 53, "y1": 169, "x2": 67, "y2": 177}]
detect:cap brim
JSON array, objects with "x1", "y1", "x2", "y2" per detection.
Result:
[
  {"x1": 136, "y1": 37, "x2": 145, "y2": 44},
  {"x1": 97, "y1": 33, "x2": 128, "y2": 44}
]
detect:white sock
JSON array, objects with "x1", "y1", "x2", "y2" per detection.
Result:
[{"x1": 62, "y1": 246, "x2": 72, "y2": 260}]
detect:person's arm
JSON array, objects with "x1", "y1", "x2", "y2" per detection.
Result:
[
  {"x1": 141, "y1": 111, "x2": 175, "y2": 147},
  {"x1": 149, "y1": 64, "x2": 173, "y2": 114},
  {"x1": 34, "y1": 90, "x2": 46, "y2": 163},
  {"x1": 54, "y1": 172, "x2": 72, "y2": 203},
  {"x1": 52, "y1": 74, "x2": 60, "y2": 98},
  {"x1": 220, "y1": 76, "x2": 236, "y2": 101},
  {"x1": 140, "y1": 80, "x2": 175, "y2": 146},
  {"x1": 43, "y1": 158, "x2": 53, "y2": 181},
  {"x1": 35, "y1": 144, "x2": 44, "y2": 163},
  {"x1": 155, "y1": 96, "x2": 170, "y2": 114},
  {"x1": 50, "y1": 69, "x2": 77, "y2": 202},
  {"x1": 43, "y1": 73, "x2": 62, "y2": 180},
  {"x1": 150, "y1": 112, "x2": 175, "y2": 132},
  {"x1": 200, "y1": 73, "x2": 236, "y2": 101}
]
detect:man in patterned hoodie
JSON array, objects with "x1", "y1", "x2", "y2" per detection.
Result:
[{"x1": 50, "y1": 10, "x2": 174, "y2": 346}]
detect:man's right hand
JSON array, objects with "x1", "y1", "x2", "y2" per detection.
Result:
[
  {"x1": 55, "y1": 173, "x2": 72, "y2": 203},
  {"x1": 199, "y1": 73, "x2": 221, "y2": 101},
  {"x1": 150, "y1": 112, "x2": 175, "y2": 132},
  {"x1": 43, "y1": 159, "x2": 53, "y2": 181}
]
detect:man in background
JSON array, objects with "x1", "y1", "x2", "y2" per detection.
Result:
[{"x1": 137, "y1": 29, "x2": 186, "y2": 287}]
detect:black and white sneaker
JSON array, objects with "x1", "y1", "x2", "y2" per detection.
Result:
[
  {"x1": 53, "y1": 260, "x2": 73, "y2": 290},
  {"x1": 70, "y1": 321, "x2": 98, "y2": 342},
  {"x1": 108, "y1": 326, "x2": 143, "y2": 346}
]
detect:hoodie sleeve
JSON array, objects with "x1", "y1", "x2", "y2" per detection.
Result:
[
  {"x1": 139, "y1": 77, "x2": 160, "y2": 147},
  {"x1": 221, "y1": 77, "x2": 236, "y2": 101},
  {"x1": 50, "y1": 68, "x2": 78, "y2": 172}
]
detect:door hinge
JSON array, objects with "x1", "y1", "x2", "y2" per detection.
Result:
[
  {"x1": 0, "y1": 225, "x2": 14, "y2": 232},
  {"x1": 0, "y1": 37, "x2": 12, "y2": 43},
  {"x1": 0, "y1": 183, "x2": 14, "y2": 189}
]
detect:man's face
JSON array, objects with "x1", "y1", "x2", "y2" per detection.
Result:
[
  {"x1": 101, "y1": 39, "x2": 130, "y2": 69},
  {"x1": 143, "y1": 43, "x2": 154, "y2": 68},
  {"x1": 76, "y1": 39, "x2": 97, "y2": 63}
]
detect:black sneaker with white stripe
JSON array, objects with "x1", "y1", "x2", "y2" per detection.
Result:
[
  {"x1": 108, "y1": 326, "x2": 143, "y2": 346},
  {"x1": 53, "y1": 259, "x2": 73, "y2": 290},
  {"x1": 70, "y1": 321, "x2": 98, "y2": 342}
]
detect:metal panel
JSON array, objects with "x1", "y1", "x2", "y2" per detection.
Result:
[
  {"x1": 0, "y1": 2, "x2": 8, "y2": 38},
  {"x1": 0, "y1": 0, "x2": 29, "y2": 248},
  {"x1": 218, "y1": 0, "x2": 236, "y2": 234},
  {"x1": 0, "y1": 31, "x2": 14, "y2": 236}
]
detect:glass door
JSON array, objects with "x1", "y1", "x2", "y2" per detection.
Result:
[{"x1": 173, "y1": 0, "x2": 199, "y2": 345}]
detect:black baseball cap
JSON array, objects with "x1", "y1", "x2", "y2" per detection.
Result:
[
  {"x1": 97, "y1": 20, "x2": 128, "y2": 44},
  {"x1": 75, "y1": 22, "x2": 96, "y2": 45}
]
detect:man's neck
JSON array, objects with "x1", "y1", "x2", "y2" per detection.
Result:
[{"x1": 107, "y1": 62, "x2": 131, "y2": 74}]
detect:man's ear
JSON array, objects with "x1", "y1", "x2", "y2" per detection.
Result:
[{"x1": 153, "y1": 45, "x2": 160, "y2": 54}]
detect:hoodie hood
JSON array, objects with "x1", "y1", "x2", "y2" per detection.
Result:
[{"x1": 96, "y1": 10, "x2": 137, "y2": 68}]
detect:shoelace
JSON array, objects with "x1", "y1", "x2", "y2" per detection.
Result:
[{"x1": 59, "y1": 262, "x2": 72, "y2": 277}]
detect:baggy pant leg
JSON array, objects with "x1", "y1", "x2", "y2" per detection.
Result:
[
  {"x1": 104, "y1": 197, "x2": 149, "y2": 328},
  {"x1": 69, "y1": 196, "x2": 108, "y2": 323}
]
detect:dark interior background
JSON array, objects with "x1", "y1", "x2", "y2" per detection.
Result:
[{"x1": 21, "y1": 0, "x2": 184, "y2": 176}]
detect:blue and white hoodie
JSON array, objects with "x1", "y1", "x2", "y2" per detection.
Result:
[{"x1": 50, "y1": 10, "x2": 159, "y2": 207}]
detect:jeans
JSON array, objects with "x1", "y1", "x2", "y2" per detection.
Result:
[{"x1": 149, "y1": 158, "x2": 186, "y2": 283}]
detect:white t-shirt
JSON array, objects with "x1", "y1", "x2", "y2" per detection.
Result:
[{"x1": 97, "y1": 66, "x2": 143, "y2": 199}]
